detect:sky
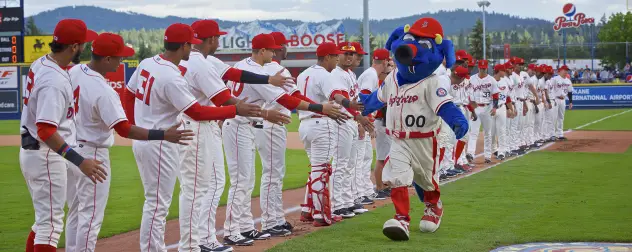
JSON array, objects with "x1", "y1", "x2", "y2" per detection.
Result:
[{"x1": 15, "y1": 0, "x2": 627, "y2": 22}]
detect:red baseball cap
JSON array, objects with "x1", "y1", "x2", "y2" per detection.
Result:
[
  {"x1": 165, "y1": 23, "x2": 202, "y2": 44},
  {"x1": 339, "y1": 41, "x2": 358, "y2": 53},
  {"x1": 269, "y1": 32, "x2": 288, "y2": 46},
  {"x1": 191, "y1": 20, "x2": 227, "y2": 39},
  {"x1": 478, "y1": 59, "x2": 489, "y2": 69},
  {"x1": 453, "y1": 66, "x2": 470, "y2": 79},
  {"x1": 455, "y1": 50, "x2": 468, "y2": 62},
  {"x1": 373, "y1": 48, "x2": 390, "y2": 60},
  {"x1": 316, "y1": 42, "x2": 343, "y2": 57},
  {"x1": 91, "y1": 33, "x2": 135, "y2": 57},
  {"x1": 351, "y1": 42, "x2": 368, "y2": 55},
  {"x1": 493, "y1": 64, "x2": 505, "y2": 72},
  {"x1": 528, "y1": 63, "x2": 536, "y2": 70},
  {"x1": 252, "y1": 33, "x2": 283, "y2": 50},
  {"x1": 408, "y1": 17, "x2": 444, "y2": 39},
  {"x1": 511, "y1": 57, "x2": 525, "y2": 65},
  {"x1": 466, "y1": 56, "x2": 476, "y2": 67},
  {"x1": 558, "y1": 65, "x2": 570, "y2": 71},
  {"x1": 53, "y1": 19, "x2": 98, "y2": 45},
  {"x1": 504, "y1": 62, "x2": 513, "y2": 70}
]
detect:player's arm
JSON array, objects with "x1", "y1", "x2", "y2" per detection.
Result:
[
  {"x1": 275, "y1": 93, "x2": 350, "y2": 124},
  {"x1": 528, "y1": 81, "x2": 540, "y2": 104},
  {"x1": 567, "y1": 82, "x2": 574, "y2": 109},
  {"x1": 432, "y1": 78, "x2": 468, "y2": 139},
  {"x1": 34, "y1": 86, "x2": 106, "y2": 183},
  {"x1": 122, "y1": 69, "x2": 140, "y2": 125},
  {"x1": 222, "y1": 67, "x2": 294, "y2": 88}
]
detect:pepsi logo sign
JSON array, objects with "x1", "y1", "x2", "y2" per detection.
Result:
[
  {"x1": 553, "y1": 3, "x2": 594, "y2": 31},
  {"x1": 563, "y1": 3, "x2": 576, "y2": 19}
]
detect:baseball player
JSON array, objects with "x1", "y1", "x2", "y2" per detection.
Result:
[
  {"x1": 534, "y1": 65, "x2": 547, "y2": 144},
  {"x1": 544, "y1": 66, "x2": 558, "y2": 141},
  {"x1": 463, "y1": 54, "x2": 479, "y2": 165},
  {"x1": 297, "y1": 42, "x2": 347, "y2": 226},
  {"x1": 222, "y1": 33, "x2": 347, "y2": 244},
  {"x1": 64, "y1": 33, "x2": 194, "y2": 252},
  {"x1": 467, "y1": 59, "x2": 499, "y2": 163},
  {"x1": 372, "y1": 59, "x2": 395, "y2": 198},
  {"x1": 358, "y1": 48, "x2": 391, "y2": 203},
  {"x1": 20, "y1": 19, "x2": 104, "y2": 252},
  {"x1": 552, "y1": 65, "x2": 574, "y2": 140},
  {"x1": 490, "y1": 64, "x2": 514, "y2": 160},
  {"x1": 327, "y1": 42, "x2": 374, "y2": 219},
  {"x1": 524, "y1": 64, "x2": 542, "y2": 148},
  {"x1": 508, "y1": 58, "x2": 527, "y2": 155},
  {"x1": 502, "y1": 62, "x2": 518, "y2": 154},
  {"x1": 123, "y1": 23, "x2": 264, "y2": 252}
]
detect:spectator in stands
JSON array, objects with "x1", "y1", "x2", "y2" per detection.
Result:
[
  {"x1": 582, "y1": 69, "x2": 590, "y2": 83},
  {"x1": 600, "y1": 69, "x2": 610, "y2": 83},
  {"x1": 624, "y1": 63, "x2": 630, "y2": 74},
  {"x1": 590, "y1": 71, "x2": 598, "y2": 83}
]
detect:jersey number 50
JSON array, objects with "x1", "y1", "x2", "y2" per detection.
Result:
[
  {"x1": 135, "y1": 70, "x2": 155, "y2": 105},
  {"x1": 405, "y1": 115, "x2": 426, "y2": 128}
]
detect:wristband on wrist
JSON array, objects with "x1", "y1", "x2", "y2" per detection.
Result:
[
  {"x1": 308, "y1": 103, "x2": 324, "y2": 113},
  {"x1": 341, "y1": 99, "x2": 351, "y2": 108},
  {"x1": 57, "y1": 143, "x2": 85, "y2": 167},
  {"x1": 148, "y1": 130, "x2": 165, "y2": 140}
]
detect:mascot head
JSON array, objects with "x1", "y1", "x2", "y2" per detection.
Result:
[{"x1": 385, "y1": 17, "x2": 455, "y2": 84}]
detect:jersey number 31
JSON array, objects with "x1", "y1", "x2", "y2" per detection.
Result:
[{"x1": 135, "y1": 70, "x2": 155, "y2": 105}]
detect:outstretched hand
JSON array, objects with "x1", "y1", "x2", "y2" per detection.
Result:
[
  {"x1": 268, "y1": 68, "x2": 296, "y2": 89},
  {"x1": 164, "y1": 122, "x2": 195, "y2": 145}
]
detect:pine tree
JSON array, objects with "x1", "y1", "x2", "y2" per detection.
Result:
[
  {"x1": 457, "y1": 29, "x2": 466, "y2": 50},
  {"x1": 468, "y1": 19, "x2": 491, "y2": 60},
  {"x1": 26, "y1": 17, "x2": 42, "y2": 36},
  {"x1": 136, "y1": 40, "x2": 152, "y2": 60}
]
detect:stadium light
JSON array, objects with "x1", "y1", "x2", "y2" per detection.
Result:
[{"x1": 477, "y1": 1, "x2": 491, "y2": 60}]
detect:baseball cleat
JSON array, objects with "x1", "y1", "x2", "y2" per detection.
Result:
[
  {"x1": 333, "y1": 209, "x2": 355, "y2": 219},
  {"x1": 300, "y1": 211, "x2": 314, "y2": 222},
  {"x1": 360, "y1": 196, "x2": 375, "y2": 205},
  {"x1": 484, "y1": 158, "x2": 492, "y2": 164},
  {"x1": 262, "y1": 226, "x2": 291, "y2": 237},
  {"x1": 280, "y1": 221, "x2": 294, "y2": 232},
  {"x1": 497, "y1": 154, "x2": 506, "y2": 160},
  {"x1": 445, "y1": 169, "x2": 459, "y2": 177},
  {"x1": 374, "y1": 190, "x2": 389, "y2": 200},
  {"x1": 550, "y1": 136, "x2": 557, "y2": 142},
  {"x1": 313, "y1": 218, "x2": 332, "y2": 227},
  {"x1": 383, "y1": 219, "x2": 410, "y2": 241},
  {"x1": 241, "y1": 229, "x2": 271, "y2": 240},
  {"x1": 200, "y1": 241, "x2": 234, "y2": 252},
  {"x1": 557, "y1": 136, "x2": 568, "y2": 141},
  {"x1": 439, "y1": 173, "x2": 448, "y2": 181},
  {"x1": 420, "y1": 201, "x2": 443, "y2": 233},
  {"x1": 349, "y1": 204, "x2": 369, "y2": 214},
  {"x1": 453, "y1": 164, "x2": 469, "y2": 173},
  {"x1": 223, "y1": 234, "x2": 254, "y2": 246},
  {"x1": 466, "y1": 154, "x2": 474, "y2": 163}
]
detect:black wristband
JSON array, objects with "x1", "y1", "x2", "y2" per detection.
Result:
[
  {"x1": 493, "y1": 99, "x2": 499, "y2": 109},
  {"x1": 341, "y1": 99, "x2": 351, "y2": 108},
  {"x1": 308, "y1": 103, "x2": 324, "y2": 113},
  {"x1": 547, "y1": 98, "x2": 551, "y2": 104},
  {"x1": 57, "y1": 143, "x2": 85, "y2": 167},
  {"x1": 568, "y1": 92, "x2": 573, "y2": 103},
  {"x1": 241, "y1": 71, "x2": 270, "y2": 84},
  {"x1": 148, "y1": 130, "x2": 165, "y2": 140}
]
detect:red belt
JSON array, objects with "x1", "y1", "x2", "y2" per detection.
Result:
[
  {"x1": 477, "y1": 103, "x2": 489, "y2": 107},
  {"x1": 385, "y1": 128, "x2": 439, "y2": 139}
]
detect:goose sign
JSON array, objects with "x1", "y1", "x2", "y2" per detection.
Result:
[{"x1": 553, "y1": 3, "x2": 595, "y2": 31}]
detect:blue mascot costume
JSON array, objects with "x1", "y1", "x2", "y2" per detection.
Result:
[{"x1": 359, "y1": 17, "x2": 469, "y2": 240}]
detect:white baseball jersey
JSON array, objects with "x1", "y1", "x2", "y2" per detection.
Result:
[
  {"x1": 551, "y1": 75, "x2": 574, "y2": 99},
  {"x1": 377, "y1": 70, "x2": 452, "y2": 133},
  {"x1": 126, "y1": 55, "x2": 197, "y2": 130},
  {"x1": 179, "y1": 51, "x2": 229, "y2": 107},
  {"x1": 206, "y1": 55, "x2": 231, "y2": 78},
  {"x1": 526, "y1": 75, "x2": 538, "y2": 100},
  {"x1": 226, "y1": 57, "x2": 286, "y2": 124},
  {"x1": 433, "y1": 64, "x2": 451, "y2": 77},
  {"x1": 450, "y1": 79, "x2": 470, "y2": 105},
  {"x1": 20, "y1": 55, "x2": 77, "y2": 144},
  {"x1": 330, "y1": 66, "x2": 359, "y2": 116},
  {"x1": 519, "y1": 71, "x2": 530, "y2": 99},
  {"x1": 263, "y1": 61, "x2": 297, "y2": 116},
  {"x1": 511, "y1": 72, "x2": 525, "y2": 99},
  {"x1": 496, "y1": 77, "x2": 511, "y2": 104},
  {"x1": 469, "y1": 74, "x2": 499, "y2": 104},
  {"x1": 296, "y1": 65, "x2": 338, "y2": 120},
  {"x1": 69, "y1": 64, "x2": 128, "y2": 148},
  {"x1": 537, "y1": 77, "x2": 547, "y2": 99},
  {"x1": 504, "y1": 76, "x2": 515, "y2": 102},
  {"x1": 358, "y1": 67, "x2": 379, "y2": 94}
]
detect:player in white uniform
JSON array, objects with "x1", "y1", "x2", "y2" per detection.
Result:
[
  {"x1": 508, "y1": 58, "x2": 527, "y2": 155},
  {"x1": 533, "y1": 65, "x2": 547, "y2": 144},
  {"x1": 64, "y1": 33, "x2": 193, "y2": 252},
  {"x1": 20, "y1": 19, "x2": 105, "y2": 252},
  {"x1": 490, "y1": 64, "x2": 514, "y2": 160},
  {"x1": 467, "y1": 60, "x2": 499, "y2": 163},
  {"x1": 543, "y1": 65, "x2": 558, "y2": 141},
  {"x1": 297, "y1": 42, "x2": 347, "y2": 226},
  {"x1": 551, "y1": 65, "x2": 574, "y2": 140},
  {"x1": 523, "y1": 64, "x2": 542, "y2": 149},
  {"x1": 327, "y1": 42, "x2": 374, "y2": 219},
  {"x1": 222, "y1": 33, "x2": 347, "y2": 244},
  {"x1": 358, "y1": 48, "x2": 391, "y2": 203},
  {"x1": 124, "y1": 23, "x2": 262, "y2": 252}
]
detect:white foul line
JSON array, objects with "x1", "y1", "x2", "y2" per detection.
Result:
[{"x1": 165, "y1": 108, "x2": 631, "y2": 250}]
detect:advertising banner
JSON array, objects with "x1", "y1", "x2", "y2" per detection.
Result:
[
  {"x1": 572, "y1": 86, "x2": 632, "y2": 108},
  {"x1": 0, "y1": 7, "x2": 24, "y2": 32},
  {"x1": 0, "y1": 66, "x2": 18, "y2": 89},
  {"x1": 24, "y1": 36, "x2": 54, "y2": 63}
]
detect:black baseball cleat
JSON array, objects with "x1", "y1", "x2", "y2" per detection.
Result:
[
  {"x1": 497, "y1": 154, "x2": 506, "y2": 160},
  {"x1": 445, "y1": 169, "x2": 459, "y2": 177},
  {"x1": 550, "y1": 136, "x2": 557, "y2": 142},
  {"x1": 557, "y1": 136, "x2": 568, "y2": 141},
  {"x1": 484, "y1": 158, "x2": 492, "y2": 164},
  {"x1": 493, "y1": 151, "x2": 498, "y2": 158},
  {"x1": 439, "y1": 173, "x2": 448, "y2": 181},
  {"x1": 280, "y1": 221, "x2": 294, "y2": 232},
  {"x1": 240, "y1": 230, "x2": 271, "y2": 240},
  {"x1": 223, "y1": 234, "x2": 254, "y2": 246},
  {"x1": 333, "y1": 209, "x2": 355, "y2": 219},
  {"x1": 374, "y1": 189, "x2": 389, "y2": 200},
  {"x1": 453, "y1": 164, "x2": 469, "y2": 173},
  {"x1": 466, "y1": 154, "x2": 474, "y2": 163},
  {"x1": 262, "y1": 226, "x2": 291, "y2": 237},
  {"x1": 360, "y1": 196, "x2": 374, "y2": 205},
  {"x1": 200, "y1": 241, "x2": 234, "y2": 252}
]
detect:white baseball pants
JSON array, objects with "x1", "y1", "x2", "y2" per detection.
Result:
[
  {"x1": 456, "y1": 106, "x2": 471, "y2": 165},
  {"x1": 66, "y1": 145, "x2": 110, "y2": 252},
  {"x1": 510, "y1": 102, "x2": 524, "y2": 149},
  {"x1": 556, "y1": 98, "x2": 567, "y2": 138},
  {"x1": 534, "y1": 103, "x2": 545, "y2": 141},
  {"x1": 330, "y1": 121, "x2": 356, "y2": 211},
  {"x1": 469, "y1": 105, "x2": 494, "y2": 159},
  {"x1": 545, "y1": 101, "x2": 559, "y2": 139},
  {"x1": 256, "y1": 121, "x2": 288, "y2": 230},
  {"x1": 134, "y1": 140, "x2": 181, "y2": 252},
  {"x1": 299, "y1": 118, "x2": 336, "y2": 218},
  {"x1": 350, "y1": 131, "x2": 366, "y2": 201},
  {"x1": 360, "y1": 134, "x2": 374, "y2": 198},
  {"x1": 198, "y1": 122, "x2": 226, "y2": 246},
  {"x1": 491, "y1": 106, "x2": 508, "y2": 155},
  {"x1": 20, "y1": 147, "x2": 68, "y2": 248},
  {"x1": 374, "y1": 119, "x2": 391, "y2": 161},
  {"x1": 222, "y1": 119, "x2": 257, "y2": 236},
  {"x1": 438, "y1": 120, "x2": 456, "y2": 173},
  {"x1": 523, "y1": 102, "x2": 535, "y2": 146},
  {"x1": 178, "y1": 119, "x2": 223, "y2": 252}
]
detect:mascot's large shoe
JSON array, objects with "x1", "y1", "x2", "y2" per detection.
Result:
[
  {"x1": 383, "y1": 219, "x2": 410, "y2": 241},
  {"x1": 420, "y1": 200, "x2": 443, "y2": 233}
]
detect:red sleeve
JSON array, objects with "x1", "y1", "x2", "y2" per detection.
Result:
[
  {"x1": 492, "y1": 93, "x2": 499, "y2": 100},
  {"x1": 329, "y1": 90, "x2": 349, "y2": 101},
  {"x1": 291, "y1": 92, "x2": 316, "y2": 104},
  {"x1": 347, "y1": 108, "x2": 359, "y2": 116},
  {"x1": 36, "y1": 122, "x2": 57, "y2": 142},
  {"x1": 122, "y1": 89, "x2": 136, "y2": 125},
  {"x1": 360, "y1": 89, "x2": 372, "y2": 94},
  {"x1": 506, "y1": 96, "x2": 512, "y2": 104},
  {"x1": 276, "y1": 94, "x2": 302, "y2": 111},
  {"x1": 210, "y1": 89, "x2": 233, "y2": 106},
  {"x1": 466, "y1": 104, "x2": 475, "y2": 112},
  {"x1": 112, "y1": 121, "x2": 132, "y2": 138},
  {"x1": 184, "y1": 102, "x2": 237, "y2": 121},
  {"x1": 222, "y1": 67, "x2": 242, "y2": 82}
]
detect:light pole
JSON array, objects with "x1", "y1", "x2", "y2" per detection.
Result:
[
  {"x1": 363, "y1": 0, "x2": 370, "y2": 71},
  {"x1": 477, "y1": 0, "x2": 491, "y2": 59}
]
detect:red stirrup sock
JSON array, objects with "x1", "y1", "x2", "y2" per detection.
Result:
[
  {"x1": 390, "y1": 187, "x2": 411, "y2": 221},
  {"x1": 34, "y1": 244, "x2": 56, "y2": 252},
  {"x1": 26, "y1": 231, "x2": 36, "y2": 252},
  {"x1": 454, "y1": 140, "x2": 466, "y2": 163}
]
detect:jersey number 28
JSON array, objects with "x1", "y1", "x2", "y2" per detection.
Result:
[{"x1": 135, "y1": 70, "x2": 155, "y2": 105}]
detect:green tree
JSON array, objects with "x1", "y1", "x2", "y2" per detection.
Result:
[
  {"x1": 457, "y1": 29, "x2": 466, "y2": 50},
  {"x1": 135, "y1": 40, "x2": 152, "y2": 60},
  {"x1": 597, "y1": 12, "x2": 632, "y2": 68},
  {"x1": 25, "y1": 17, "x2": 42, "y2": 36},
  {"x1": 79, "y1": 42, "x2": 92, "y2": 62},
  {"x1": 468, "y1": 19, "x2": 491, "y2": 60}
]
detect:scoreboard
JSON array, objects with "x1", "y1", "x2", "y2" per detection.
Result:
[{"x1": 0, "y1": 35, "x2": 22, "y2": 63}]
